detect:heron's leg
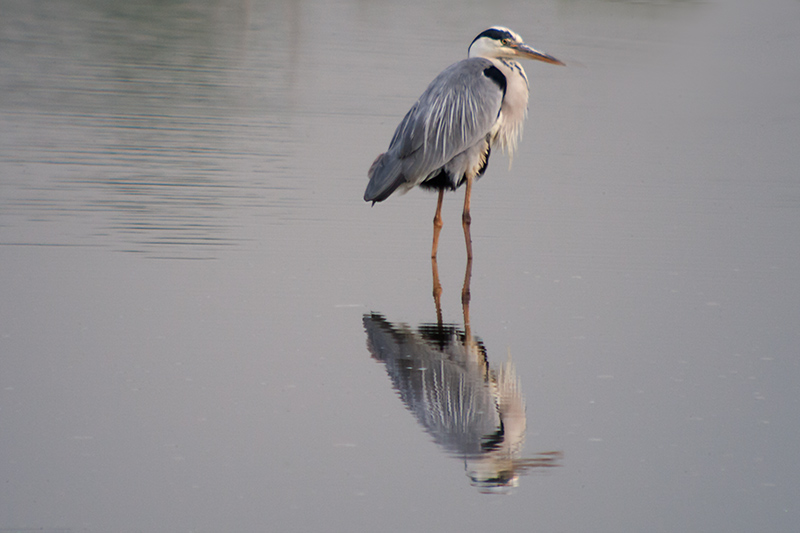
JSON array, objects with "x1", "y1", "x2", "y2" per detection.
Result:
[
  {"x1": 461, "y1": 253, "x2": 475, "y2": 355},
  {"x1": 462, "y1": 176, "x2": 473, "y2": 260},
  {"x1": 431, "y1": 189, "x2": 444, "y2": 259},
  {"x1": 461, "y1": 253, "x2": 472, "y2": 327},
  {"x1": 431, "y1": 256, "x2": 443, "y2": 326}
]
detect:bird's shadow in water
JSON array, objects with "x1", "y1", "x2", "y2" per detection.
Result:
[{"x1": 363, "y1": 257, "x2": 562, "y2": 494}]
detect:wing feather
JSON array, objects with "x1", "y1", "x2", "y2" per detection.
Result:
[{"x1": 365, "y1": 58, "x2": 504, "y2": 202}]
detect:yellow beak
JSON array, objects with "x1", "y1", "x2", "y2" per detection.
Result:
[{"x1": 510, "y1": 42, "x2": 565, "y2": 66}]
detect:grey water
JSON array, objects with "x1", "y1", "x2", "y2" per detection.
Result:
[{"x1": 2, "y1": 0, "x2": 799, "y2": 531}]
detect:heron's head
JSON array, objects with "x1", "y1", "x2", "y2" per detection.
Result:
[{"x1": 468, "y1": 26, "x2": 564, "y2": 66}]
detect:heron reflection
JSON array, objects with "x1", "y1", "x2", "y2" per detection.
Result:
[{"x1": 363, "y1": 258, "x2": 561, "y2": 493}]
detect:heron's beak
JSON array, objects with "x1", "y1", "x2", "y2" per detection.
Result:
[{"x1": 511, "y1": 42, "x2": 565, "y2": 66}]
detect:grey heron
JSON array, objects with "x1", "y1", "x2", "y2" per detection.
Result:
[{"x1": 364, "y1": 27, "x2": 564, "y2": 259}]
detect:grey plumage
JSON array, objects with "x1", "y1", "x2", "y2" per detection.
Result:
[
  {"x1": 364, "y1": 59, "x2": 504, "y2": 202},
  {"x1": 364, "y1": 27, "x2": 563, "y2": 205}
]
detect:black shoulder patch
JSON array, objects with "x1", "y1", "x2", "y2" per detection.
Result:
[{"x1": 483, "y1": 65, "x2": 507, "y2": 95}]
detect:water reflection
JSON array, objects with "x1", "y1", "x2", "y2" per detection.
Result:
[{"x1": 364, "y1": 259, "x2": 562, "y2": 493}]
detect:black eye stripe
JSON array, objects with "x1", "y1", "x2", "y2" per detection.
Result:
[{"x1": 470, "y1": 28, "x2": 515, "y2": 47}]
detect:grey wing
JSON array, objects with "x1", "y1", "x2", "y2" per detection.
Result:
[{"x1": 365, "y1": 58, "x2": 504, "y2": 202}]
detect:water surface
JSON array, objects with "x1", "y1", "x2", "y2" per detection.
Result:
[{"x1": 1, "y1": 0, "x2": 799, "y2": 531}]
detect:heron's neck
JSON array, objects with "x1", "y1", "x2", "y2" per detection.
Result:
[
  {"x1": 488, "y1": 58, "x2": 530, "y2": 159},
  {"x1": 498, "y1": 59, "x2": 529, "y2": 87}
]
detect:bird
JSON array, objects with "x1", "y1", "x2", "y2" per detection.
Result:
[{"x1": 364, "y1": 27, "x2": 564, "y2": 259}]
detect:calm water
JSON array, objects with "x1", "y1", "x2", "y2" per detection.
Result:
[{"x1": 2, "y1": 0, "x2": 799, "y2": 531}]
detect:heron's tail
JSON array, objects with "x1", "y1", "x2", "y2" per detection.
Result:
[{"x1": 364, "y1": 152, "x2": 405, "y2": 203}]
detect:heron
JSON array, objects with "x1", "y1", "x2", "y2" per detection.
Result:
[{"x1": 364, "y1": 27, "x2": 564, "y2": 259}]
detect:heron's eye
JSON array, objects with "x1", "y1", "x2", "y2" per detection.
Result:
[{"x1": 502, "y1": 38, "x2": 511, "y2": 45}]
